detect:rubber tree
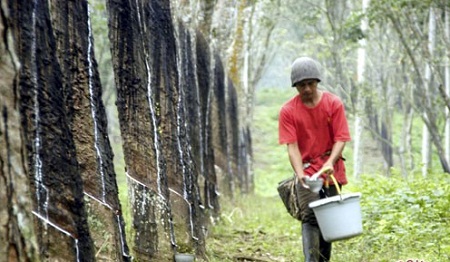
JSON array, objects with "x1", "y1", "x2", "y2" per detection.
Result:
[
  {"x1": 2, "y1": 0, "x2": 248, "y2": 260},
  {"x1": 210, "y1": 0, "x2": 281, "y2": 194},
  {"x1": 353, "y1": 0, "x2": 370, "y2": 177},
  {"x1": 48, "y1": 0, "x2": 131, "y2": 260},
  {"x1": 444, "y1": 7, "x2": 450, "y2": 164},
  {"x1": 374, "y1": 0, "x2": 450, "y2": 174},
  {"x1": 8, "y1": 0, "x2": 95, "y2": 260},
  {"x1": 106, "y1": 0, "x2": 238, "y2": 259},
  {"x1": 421, "y1": 7, "x2": 437, "y2": 177},
  {"x1": 3, "y1": 0, "x2": 131, "y2": 260},
  {"x1": 0, "y1": 2, "x2": 38, "y2": 260}
]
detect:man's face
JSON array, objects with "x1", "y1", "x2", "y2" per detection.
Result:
[{"x1": 294, "y1": 79, "x2": 318, "y2": 102}]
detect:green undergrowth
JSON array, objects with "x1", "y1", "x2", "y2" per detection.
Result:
[{"x1": 205, "y1": 172, "x2": 450, "y2": 262}]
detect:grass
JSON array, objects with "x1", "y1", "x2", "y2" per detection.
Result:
[
  {"x1": 204, "y1": 174, "x2": 450, "y2": 262},
  {"x1": 204, "y1": 194, "x2": 301, "y2": 262}
]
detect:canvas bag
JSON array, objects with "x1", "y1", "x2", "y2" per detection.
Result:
[{"x1": 277, "y1": 175, "x2": 302, "y2": 220}]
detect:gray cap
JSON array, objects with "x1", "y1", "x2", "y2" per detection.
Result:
[{"x1": 290, "y1": 57, "x2": 321, "y2": 87}]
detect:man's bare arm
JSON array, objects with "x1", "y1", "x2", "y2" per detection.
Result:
[
  {"x1": 287, "y1": 143, "x2": 306, "y2": 184},
  {"x1": 322, "y1": 141, "x2": 346, "y2": 173}
]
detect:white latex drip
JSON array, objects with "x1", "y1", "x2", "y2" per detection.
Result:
[
  {"x1": 205, "y1": 89, "x2": 213, "y2": 209},
  {"x1": 116, "y1": 215, "x2": 131, "y2": 257},
  {"x1": 175, "y1": 26, "x2": 196, "y2": 240},
  {"x1": 75, "y1": 239, "x2": 80, "y2": 262},
  {"x1": 87, "y1": 6, "x2": 106, "y2": 202},
  {"x1": 135, "y1": 0, "x2": 163, "y2": 194},
  {"x1": 32, "y1": 211, "x2": 80, "y2": 261},
  {"x1": 31, "y1": 0, "x2": 49, "y2": 220},
  {"x1": 84, "y1": 191, "x2": 114, "y2": 211}
]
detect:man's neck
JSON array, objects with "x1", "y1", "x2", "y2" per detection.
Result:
[{"x1": 302, "y1": 90, "x2": 323, "y2": 107}]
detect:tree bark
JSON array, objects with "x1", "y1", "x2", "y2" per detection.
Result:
[
  {"x1": 9, "y1": 0, "x2": 95, "y2": 260},
  {"x1": 226, "y1": 80, "x2": 239, "y2": 196},
  {"x1": 421, "y1": 7, "x2": 436, "y2": 177},
  {"x1": 353, "y1": 0, "x2": 370, "y2": 177},
  {"x1": 49, "y1": 0, "x2": 131, "y2": 260},
  {"x1": 107, "y1": 0, "x2": 216, "y2": 259},
  {"x1": 195, "y1": 30, "x2": 220, "y2": 217},
  {"x1": 174, "y1": 20, "x2": 207, "y2": 256},
  {"x1": 0, "y1": 2, "x2": 38, "y2": 261},
  {"x1": 445, "y1": 7, "x2": 450, "y2": 164},
  {"x1": 106, "y1": 0, "x2": 171, "y2": 260},
  {"x1": 211, "y1": 52, "x2": 230, "y2": 195}
]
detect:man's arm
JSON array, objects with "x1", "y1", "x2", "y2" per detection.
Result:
[
  {"x1": 287, "y1": 143, "x2": 307, "y2": 186},
  {"x1": 322, "y1": 141, "x2": 346, "y2": 173}
]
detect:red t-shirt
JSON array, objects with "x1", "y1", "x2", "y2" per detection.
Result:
[{"x1": 278, "y1": 91, "x2": 351, "y2": 185}]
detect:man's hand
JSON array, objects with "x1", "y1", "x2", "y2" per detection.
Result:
[
  {"x1": 321, "y1": 141, "x2": 346, "y2": 175},
  {"x1": 296, "y1": 173, "x2": 309, "y2": 188},
  {"x1": 320, "y1": 163, "x2": 334, "y2": 176}
]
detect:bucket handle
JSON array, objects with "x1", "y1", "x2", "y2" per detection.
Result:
[
  {"x1": 327, "y1": 174, "x2": 341, "y2": 196},
  {"x1": 310, "y1": 167, "x2": 342, "y2": 197}
]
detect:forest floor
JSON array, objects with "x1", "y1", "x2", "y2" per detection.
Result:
[{"x1": 204, "y1": 194, "x2": 304, "y2": 262}]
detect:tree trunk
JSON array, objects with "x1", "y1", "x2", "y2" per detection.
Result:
[
  {"x1": 197, "y1": 0, "x2": 215, "y2": 38},
  {"x1": 106, "y1": 0, "x2": 173, "y2": 260},
  {"x1": 353, "y1": 0, "x2": 370, "y2": 177},
  {"x1": 9, "y1": 0, "x2": 95, "y2": 260},
  {"x1": 194, "y1": 0, "x2": 256, "y2": 194},
  {"x1": 226, "y1": 80, "x2": 240, "y2": 197},
  {"x1": 49, "y1": 0, "x2": 131, "y2": 260},
  {"x1": 398, "y1": 58, "x2": 415, "y2": 177},
  {"x1": 0, "y1": 3, "x2": 38, "y2": 261},
  {"x1": 3, "y1": 0, "x2": 250, "y2": 259},
  {"x1": 211, "y1": 52, "x2": 230, "y2": 195},
  {"x1": 107, "y1": 0, "x2": 217, "y2": 259},
  {"x1": 399, "y1": 107, "x2": 414, "y2": 178},
  {"x1": 195, "y1": 30, "x2": 220, "y2": 218},
  {"x1": 445, "y1": 7, "x2": 450, "y2": 164},
  {"x1": 379, "y1": 55, "x2": 394, "y2": 174},
  {"x1": 239, "y1": 126, "x2": 253, "y2": 193},
  {"x1": 421, "y1": 7, "x2": 436, "y2": 177},
  {"x1": 380, "y1": 119, "x2": 393, "y2": 171},
  {"x1": 174, "y1": 20, "x2": 207, "y2": 256}
]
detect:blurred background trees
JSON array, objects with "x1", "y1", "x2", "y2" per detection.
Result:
[{"x1": 253, "y1": 0, "x2": 450, "y2": 177}]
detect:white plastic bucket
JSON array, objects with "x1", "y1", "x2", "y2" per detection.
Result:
[{"x1": 308, "y1": 192, "x2": 363, "y2": 242}]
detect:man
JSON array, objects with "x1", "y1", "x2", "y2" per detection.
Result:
[{"x1": 278, "y1": 57, "x2": 351, "y2": 262}]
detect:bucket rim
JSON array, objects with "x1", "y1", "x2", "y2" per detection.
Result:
[{"x1": 308, "y1": 192, "x2": 362, "y2": 209}]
